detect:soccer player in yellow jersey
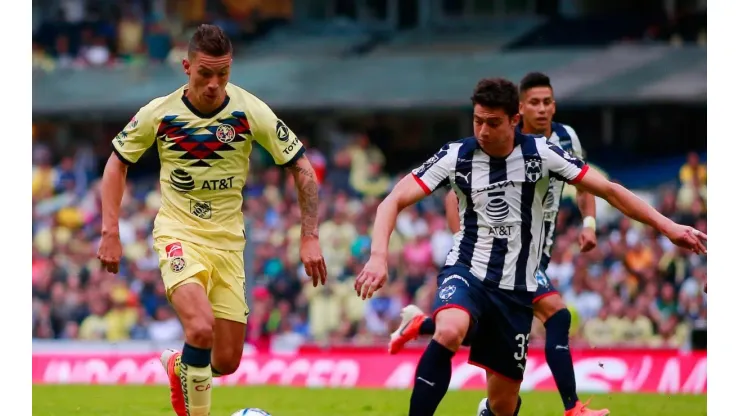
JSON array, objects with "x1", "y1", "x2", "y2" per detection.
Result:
[{"x1": 96, "y1": 25, "x2": 327, "y2": 416}]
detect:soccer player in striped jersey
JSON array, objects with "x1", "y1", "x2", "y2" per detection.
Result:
[
  {"x1": 396, "y1": 72, "x2": 608, "y2": 416},
  {"x1": 355, "y1": 78, "x2": 706, "y2": 416}
]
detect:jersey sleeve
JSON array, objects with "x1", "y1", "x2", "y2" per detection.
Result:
[
  {"x1": 411, "y1": 143, "x2": 455, "y2": 194},
  {"x1": 543, "y1": 143, "x2": 589, "y2": 184},
  {"x1": 563, "y1": 124, "x2": 585, "y2": 159},
  {"x1": 111, "y1": 103, "x2": 158, "y2": 165},
  {"x1": 252, "y1": 100, "x2": 304, "y2": 166}
]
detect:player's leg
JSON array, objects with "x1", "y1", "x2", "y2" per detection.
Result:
[
  {"x1": 170, "y1": 281, "x2": 217, "y2": 416},
  {"x1": 469, "y1": 287, "x2": 533, "y2": 416},
  {"x1": 533, "y1": 269, "x2": 580, "y2": 412},
  {"x1": 154, "y1": 239, "x2": 213, "y2": 416},
  {"x1": 211, "y1": 319, "x2": 246, "y2": 375},
  {"x1": 208, "y1": 249, "x2": 249, "y2": 377},
  {"x1": 408, "y1": 267, "x2": 483, "y2": 416},
  {"x1": 477, "y1": 372, "x2": 523, "y2": 416},
  {"x1": 534, "y1": 270, "x2": 610, "y2": 415}
]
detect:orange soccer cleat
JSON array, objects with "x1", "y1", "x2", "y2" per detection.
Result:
[
  {"x1": 389, "y1": 305, "x2": 427, "y2": 354},
  {"x1": 564, "y1": 400, "x2": 610, "y2": 416},
  {"x1": 160, "y1": 349, "x2": 188, "y2": 416}
]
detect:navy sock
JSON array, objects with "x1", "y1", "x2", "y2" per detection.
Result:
[
  {"x1": 544, "y1": 309, "x2": 578, "y2": 410},
  {"x1": 409, "y1": 339, "x2": 455, "y2": 416},
  {"x1": 419, "y1": 317, "x2": 435, "y2": 335},
  {"x1": 480, "y1": 396, "x2": 521, "y2": 416},
  {"x1": 181, "y1": 343, "x2": 211, "y2": 367}
]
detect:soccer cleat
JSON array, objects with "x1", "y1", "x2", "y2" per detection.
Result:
[
  {"x1": 389, "y1": 305, "x2": 427, "y2": 354},
  {"x1": 476, "y1": 397, "x2": 488, "y2": 415},
  {"x1": 564, "y1": 399, "x2": 610, "y2": 416},
  {"x1": 160, "y1": 349, "x2": 187, "y2": 416}
]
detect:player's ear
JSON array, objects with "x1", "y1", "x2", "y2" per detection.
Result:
[
  {"x1": 518, "y1": 100, "x2": 524, "y2": 115},
  {"x1": 182, "y1": 59, "x2": 191, "y2": 75},
  {"x1": 511, "y1": 113, "x2": 521, "y2": 127},
  {"x1": 552, "y1": 99, "x2": 557, "y2": 116}
]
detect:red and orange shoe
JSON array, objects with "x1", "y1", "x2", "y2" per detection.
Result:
[
  {"x1": 160, "y1": 349, "x2": 187, "y2": 416},
  {"x1": 389, "y1": 305, "x2": 427, "y2": 355},
  {"x1": 564, "y1": 399, "x2": 610, "y2": 416}
]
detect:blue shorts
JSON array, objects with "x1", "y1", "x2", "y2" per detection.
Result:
[
  {"x1": 533, "y1": 268, "x2": 559, "y2": 303},
  {"x1": 432, "y1": 266, "x2": 534, "y2": 381}
]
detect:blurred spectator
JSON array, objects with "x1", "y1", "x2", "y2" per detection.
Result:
[
  {"x1": 677, "y1": 152, "x2": 707, "y2": 213},
  {"x1": 621, "y1": 305, "x2": 655, "y2": 346},
  {"x1": 583, "y1": 307, "x2": 621, "y2": 347},
  {"x1": 344, "y1": 134, "x2": 392, "y2": 198},
  {"x1": 145, "y1": 21, "x2": 172, "y2": 62},
  {"x1": 118, "y1": 9, "x2": 145, "y2": 59},
  {"x1": 303, "y1": 137, "x2": 328, "y2": 185}
]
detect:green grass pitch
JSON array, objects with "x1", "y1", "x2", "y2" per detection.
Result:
[{"x1": 32, "y1": 385, "x2": 707, "y2": 416}]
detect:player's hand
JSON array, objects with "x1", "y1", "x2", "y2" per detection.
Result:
[
  {"x1": 97, "y1": 231, "x2": 123, "y2": 274},
  {"x1": 300, "y1": 235, "x2": 327, "y2": 287},
  {"x1": 664, "y1": 223, "x2": 707, "y2": 255},
  {"x1": 355, "y1": 254, "x2": 388, "y2": 300},
  {"x1": 578, "y1": 227, "x2": 597, "y2": 252}
]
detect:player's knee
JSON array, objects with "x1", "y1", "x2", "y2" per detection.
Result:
[
  {"x1": 184, "y1": 316, "x2": 215, "y2": 348},
  {"x1": 212, "y1": 347, "x2": 242, "y2": 375},
  {"x1": 432, "y1": 320, "x2": 467, "y2": 351},
  {"x1": 534, "y1": 294, "x2": 566, "y2": 324},
  {"x1": 213, "y1": 357, "x2": 240, "y2": 375}
]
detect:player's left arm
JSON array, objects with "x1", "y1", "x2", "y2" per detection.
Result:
[
  {"x1": 543, "y1": 144, "x2": 706, "y2": 254},
  {"x1": 567, "y1": 126, "x2": 597, "y2": 252},
  {"x1": 252, "y1": 100, "x2": 327, "y2": 285}
]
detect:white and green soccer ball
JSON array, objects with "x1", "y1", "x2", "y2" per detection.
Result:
[{"x1": 230, "y1": 409, "x2": 271, "y2": 416}]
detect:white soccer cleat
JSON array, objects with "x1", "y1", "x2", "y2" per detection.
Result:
[
  {"x1": 476, "y1": 397, "x2": 488, "y2": 415},
  {"x1": 160, "y1": 348, "x2": 179, "y2": 371},
  {"x1": 388, "y1": 304, "x2": 427, "y2": 354}
]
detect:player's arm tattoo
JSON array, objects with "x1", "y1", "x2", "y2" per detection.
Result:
[{"x1": 286, "y1": 155, "x2": 320, "y2": 238}]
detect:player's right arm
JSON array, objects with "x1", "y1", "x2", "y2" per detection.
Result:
[
  {"x1": 355, "y1": 144, "x2": 455, "y2": 299},
  {"x1": 445, "y1": 190, "x2": 461, "y2": 233},
  {"x1": 98, "y1": 104, "x2": 157, "y2": 273}
]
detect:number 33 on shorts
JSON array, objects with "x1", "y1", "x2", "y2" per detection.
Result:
[{"x1": 513, "y1": 333, "x2": 530, "y2": 371}]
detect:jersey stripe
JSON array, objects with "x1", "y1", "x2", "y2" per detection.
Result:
[
  {"x1": 455, "y1": 141, "x2": 478, "y2": 269},
  {"x1": 514, "y1": 138, "x2": 541, "y2": 289},
  {"x1": 479, "y1": 155, "x2": 508, "y2": 282},
  {"x1": 540, "y1": 122, "x2": 573, "y2": 270}
]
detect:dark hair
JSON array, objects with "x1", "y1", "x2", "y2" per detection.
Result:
[
  {"x1": 519, "y1": 72, "x2": 552, "y2": 94},
  {"x1": 188, "y1": 24, "x2": 232, "y2": 57},
  {"x1": 470, "y1": 78, "x2": 519, "y2": 117}
]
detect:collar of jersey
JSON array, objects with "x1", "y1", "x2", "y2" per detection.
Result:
[{"x1": 181, "y1": 91, "x2": 231, "y2": 119}]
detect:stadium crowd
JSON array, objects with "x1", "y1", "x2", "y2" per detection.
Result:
[
  {"x1": 32, "y1": 0, "x2": 291, "y2": 73},
  {"x1": 31, "y1": 131, "x2": 707, "y2": 350}
]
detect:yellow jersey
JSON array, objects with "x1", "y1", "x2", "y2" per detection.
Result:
[{"x1": 112, "y1": 83, "x2": 304, "y2": 251}]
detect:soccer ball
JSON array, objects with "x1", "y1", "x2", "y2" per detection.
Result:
[{"x1": 230, "y1": 409, "x2": 271, "y2": 416}]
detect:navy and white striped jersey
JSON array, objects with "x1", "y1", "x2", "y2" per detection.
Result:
[
  {"x1": 534, "y1": 122, "x2": 585, "y2": 271},
  {"x1": 412, "y1": 132, "x2": 589, "y2": 292}
]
